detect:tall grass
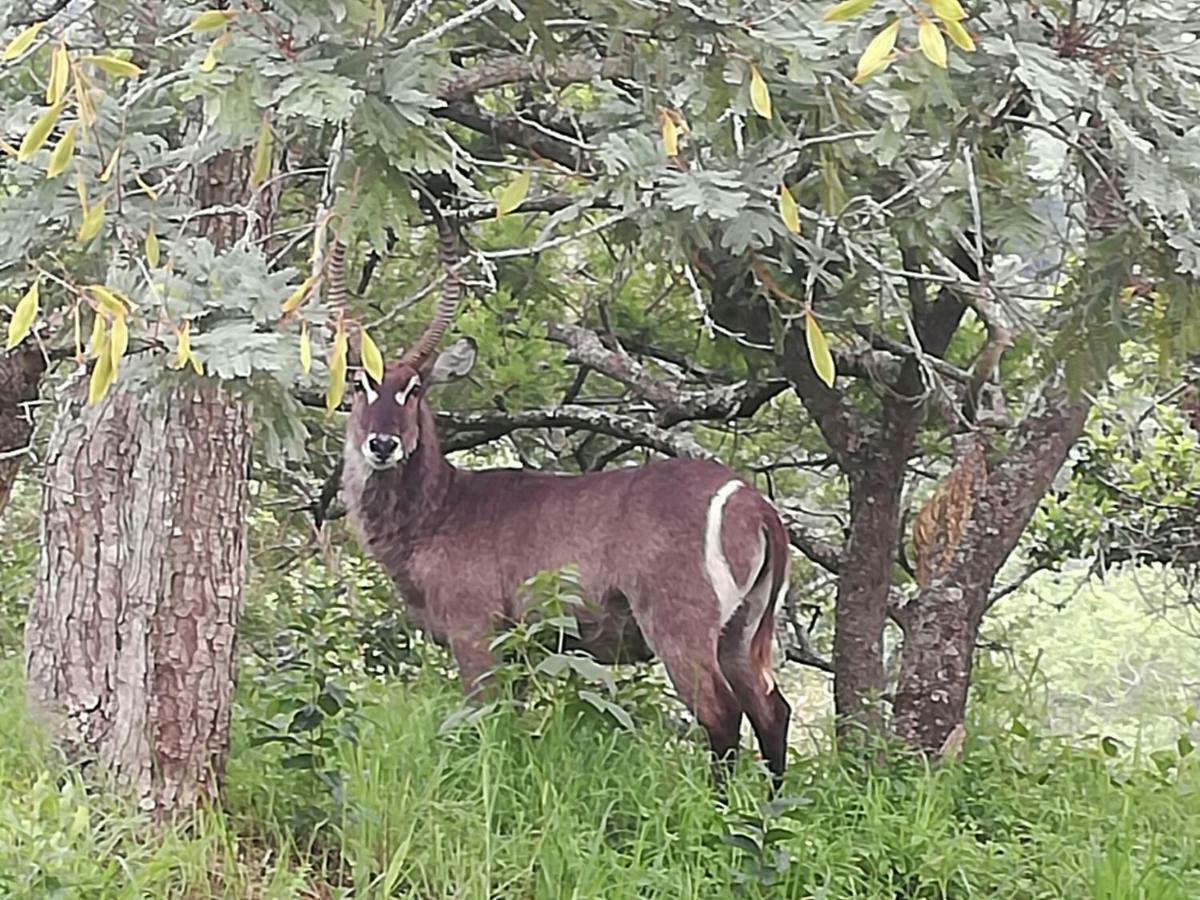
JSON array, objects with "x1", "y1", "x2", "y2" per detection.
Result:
[{"x1": 2, "y1": 648, "x2": 1198, "y2": 899}]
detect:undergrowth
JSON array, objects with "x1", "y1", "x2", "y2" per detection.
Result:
[{"x1": 0, "y1": 565, "x2": 1198, "y2": 897}]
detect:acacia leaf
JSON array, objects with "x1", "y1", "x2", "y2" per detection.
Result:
[
  {"x1": 110, "y1": 312, "x2": 128, "y2": 372},
  {"x1": 77, "y1": 198, "x2": 106, "y2": 242},
  {"x1": 84, "y1": 54, "x2": 143, "y2": 77},
  {"x1": 251, "y1": 114, "x2": 272, "y2": 186},
  {"x1": 88, "y1": 337, "x2": 115, "y2": 405},
  {"x1": 327, "y1": 323, "x2": 348, "y2": 414},
  {"x1": 47, "y1": 43, "x2": 68, "y2": 104},
  {"x1": 189, "y1": 10, "x2": 237, "y2": 32},
  {"x1": 299, "y1": 322, "x2": 312, "y2": 374},
  {"x1": 944, "y1": 19, "x2": 976, "y2": 51},
  {"x1": 145, "y1": 226, "x2": 160, "y2": 267},
  {"x1": 929, "y1": 0, "x2": 966, "y2": 21}
]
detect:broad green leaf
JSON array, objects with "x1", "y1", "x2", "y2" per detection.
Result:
[
  {"x1": 929, "y1": 0, "x2": 966, "y2": 21},
  {"x1": 110, "y1": 312, "x2": 128, "y2": 372},
  {"x1": 84, "y1": 54, "x2": 143, "y2": 77},
  {"x1": 145, "y1": 226, "x2": 160, "y2": 267},
  {"x1": 327, "y1": 323, "x2": 348, "y2": 413},
  {"x1": 88, "y1": 337, "x2": 115, "y2": 405},
  {"x1": 3, "y1": 21, "x2": 45, "y2": 61},
  {"x1": 299, "y1": 322, "x2": 312, "y2": 374},
  {"x1": 778, "y1": 183, "x2": 800, "y2": 234},
  {"x1": 748, "y1": 64, "x2": 771, "y2": 118},
  {"x1": 360, "y1": 326, "x2": 384, "y2": 382},
  {"x1": 805, "y1": 311, "x2": 836, "y2": 388},
  {"x1": 495, "y1": 170, "x2": 531, "y2": 218},
  {"x1": 5, "y1": 281, "x2": 39, "y2": 349},
  {"x1": 822, "y1": 0, "x2": 874, "y2": 21},
  {"x1": 251, "y1": 114, "x2": 272, "y2": 186},
  {"x1": 854, "y1": 19, "x2": 900, "y2": 83},
  {"x1": 919, "y1": 19, "x2": 948, "y2": 68},
  {"x1": 944, "y1": 19, "x2": 975, "y2": 51},
  {"x1": 46, "y1": 124, "x2": 75, "y2": 178},
  {"x1": 47, "y1": 43, "x2": 68, "y2": 104},
  {"x1": 188, "y1": 10, "x2": 237, "y2": 32},
  {"x1": 78, "y1": 199, "x2": 106, "y2": 242},
  {"x1": 18, "y1": 100, "x2": 64, "y2": 161}
]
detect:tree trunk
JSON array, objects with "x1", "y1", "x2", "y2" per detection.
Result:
[
  {"x1": 23, "y1": 376, "x2": 251, "y2": 817},
  {"x1": 893, "y1": 401, "x2": 1091, "y2": 751},
  {"x1": 0, "y1": 345, "x2": 45, "y2": 520}
]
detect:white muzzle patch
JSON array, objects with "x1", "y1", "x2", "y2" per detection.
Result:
[{"x1": 362, "y1": 432, "x2": 405, "y2": 470}]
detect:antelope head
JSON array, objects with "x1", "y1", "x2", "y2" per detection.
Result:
[{"x1": 351, "y1": 338, "x2": 476, "y2": 471}]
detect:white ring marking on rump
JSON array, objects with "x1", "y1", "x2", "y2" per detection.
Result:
[{"x1": 705, "y1": 479, "x2": 766, "y2": 626}]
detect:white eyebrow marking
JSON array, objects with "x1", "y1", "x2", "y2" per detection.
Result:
[
  {"x1": 395, "y1": 375, "x2": 421, "y2": 406},
  {"x1": 358, "y1": 372, "x2": 379, "y2": 405}
]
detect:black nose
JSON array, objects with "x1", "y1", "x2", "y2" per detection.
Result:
[{"x1": 368, "y1": 435, "x2": 399, "y2": 458}]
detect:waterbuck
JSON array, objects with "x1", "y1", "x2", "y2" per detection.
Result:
[{"x1": 340, "y1": 216, "x2": 793, "y2": 784}]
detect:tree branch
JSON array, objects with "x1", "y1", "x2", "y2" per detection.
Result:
[{"x1": 438, "y1": 53, "x2": 629, "y2": 102}]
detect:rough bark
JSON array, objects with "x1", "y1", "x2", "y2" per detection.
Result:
[
  {"x1": 0, "y1": 345, "x2": 45, "y2": 520},
  {"x1": 893, "y1": 399, "x2": 1090, "y2": 750},
  {"x1": 24, "y1": 377, "x2": 251, "y2": 816}
]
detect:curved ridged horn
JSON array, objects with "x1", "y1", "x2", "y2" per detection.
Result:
[
  {"x1": 399, "y1": 212, "x2": 461, "y2": 368},
  {"x1": 327, "y1": 239, "x2": 347, "y2": 315}
]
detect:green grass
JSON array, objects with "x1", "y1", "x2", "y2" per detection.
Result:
[{"x1": 2, "y1": 652, "x2": 1199, "y2": 899}]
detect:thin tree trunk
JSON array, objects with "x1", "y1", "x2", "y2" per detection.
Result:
[
  {"x1": 0, "y1": 345, "x2": 45, "y2": 520},
  {"x1": 24, "y1": 377, "x2": 251, "y2": 816}
]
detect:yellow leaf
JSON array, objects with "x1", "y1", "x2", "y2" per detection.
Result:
[
  {"x1": 373, "y1": 0, "x2": 386, "y2": 34},
  {"x1": 47, "y1": 43, "x2": 68, "y2": 104},
  {"x1": 88, "y1": 337, "x2": 115, "y2": 405},
  {"x1": 169, "y1": 321, "x2": 191, "y2": 370},
  {"x1": 944, "y1": 19, "x2": 976, "y2": 51},
  {"x1": 189, "y1": 352, "x2": 202, "y2": 375},
  {"x1": 5, "y1": 280, "x2": 39, "y2": 349},
  {"x1": 919, "y1": 19, "x2": 949, "y2": 68},
  {"x1": 495, "y1": 169, "x2": 531, "y2": 218},
  {"x1": 200, "y1": 30, "x2": 230, "y2": 72},
  {"x1": 46, "y1": 123, "x2": 75, "y2": 178},
  {"x1": 3, "y1": 21, "x2": 45, "y2": 61},
  {"x1": 929, "y1": 0, "x2": 966, "y2": 21},
  {"x1": 0, "y1": 138, "x2": 18, "y2": 157},
  {"x1": 854, "y1": 19, "x2": 900, "y2": 83},
  {"x1": 74, "y1": 72, "x2": 95, "y2": 127},
  {"x1": 110, "y1": 311, "x2": 128, "y2": 372},
  {"x1": 89, "y1": 313, "x2": 106, "y2": 357},
  {"x1": 188, "y1": 10, "x2": 237, "y2": 32},
  {"x1": 660, "y1": 111, "x2": 679, "y2": 157},
  {"x1": 133, "y1": 170, "x2": 158, "y2": 199},
  {"x1": 360, "y1": 326, "x2": 384, "y2": 382},
  {"x1": 18, "y1": 100, "x2": 64, "y2": 161},
  {"x1": 748, "y1": 64, "x2": 771, "y2": 119},
  {"x1": 77, "y1": 199, "x2": 106, "y2": 242},
  {"x1": 804, "y1": 311, "x2": 837, "y2": 388},
  {"x1": 99, "y1": 144, "x2": 121, "y2": 182},
  {"x1": 145, "y1": 226, "x2": 160, "y2": 267},
  {"x1": 281, "y1": 276, "x2": 314, "y2": 314},
  {"x1": 84, "y1": 54, "x2": 143, "y2": 77},
  {"x1": 822, "y1": 0, "x2": 874, "y2": 22},
  {"x1": 778, "y1": 183, "x2": 801, "y2": 234},
  {"x1": 88, "y1": 284, "x2": 126, "y2": 317},
  {"x1": 299, "y1": 321, "x2": 312, "y2": 374},
  {"x1": 326, "y1": 324, "x2": 348, "y2": 414},
  {"x1": 251, "y1": 114, "x2": 272, "y2": 186}
]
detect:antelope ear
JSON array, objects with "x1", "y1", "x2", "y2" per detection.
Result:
[{"x1": 424, "y1": 336, "x2": 477, "y2": 385}]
